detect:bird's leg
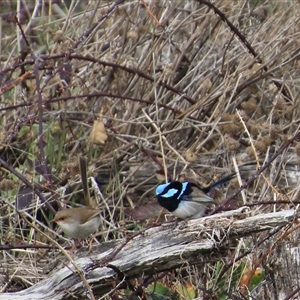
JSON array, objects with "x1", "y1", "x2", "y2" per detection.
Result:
[
  {"x1": 169, "y1": 216, "x2": 182, "y2": 229},
  {"x1": 176, "y1": 217, "x2": 192, "y2": 230},
  {"x1": 69, "y1": 238, "x2": 82, "y2": 253},
  {"x1": 88, "y1": 232, "x2": 99, "y2": 252}
]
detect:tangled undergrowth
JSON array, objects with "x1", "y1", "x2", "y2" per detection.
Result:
[{"x1": 1, "y1": 1, "x2": 300, "y2": 299}]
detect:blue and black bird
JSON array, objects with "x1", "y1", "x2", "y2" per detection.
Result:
[{"x1": 155, "y1": 173, "x2": 236, "y2": 219}]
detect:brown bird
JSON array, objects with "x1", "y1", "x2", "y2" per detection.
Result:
[
  {"x1": 51, "y1": 207, "x2": 102, "y2": 239},
  {"x1": 52, "y1": 156, "x2": 102, "y2": 248}
]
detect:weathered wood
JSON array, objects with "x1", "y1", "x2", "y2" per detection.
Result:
[{"x1": 1, "y1": 208, "x2": 296, "y2": 300}]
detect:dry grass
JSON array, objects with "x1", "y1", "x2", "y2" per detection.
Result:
[{"x1": 1, "y1": 0, "x2": 300, "y2": 298}]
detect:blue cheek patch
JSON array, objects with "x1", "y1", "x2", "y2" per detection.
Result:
[
  {"x1": 156, "y1": 183, "x2": 170, "y2": 195},
  {"x1": 161, "y1": 188, "x2": 178, "y2": 198},
  {"x1": 178, "y1": 182, "x2": 189, "y2": 198}
]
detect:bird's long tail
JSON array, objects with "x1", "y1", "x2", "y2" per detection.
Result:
[{"x1": 201, "y1": 173, "x2": 236, "y2": 194}]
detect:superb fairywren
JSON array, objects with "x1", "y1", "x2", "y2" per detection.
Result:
[
  {"x1": 51, "y1": 207, "x2": 102, "y2": 239},
  {"x1": 51, "y1": 157, "x2": 102, "y2": 248},
  {"x1": 155, "y1": 173, "x2": 236, "y2": 219}
]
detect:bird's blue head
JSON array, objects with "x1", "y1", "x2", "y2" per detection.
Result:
[
  {"x1": 155, "y1": 182, "x2": 190, "y2": 198},
  {"x1": 155, "y1": 183, "x2": 171, "y2": 195}
]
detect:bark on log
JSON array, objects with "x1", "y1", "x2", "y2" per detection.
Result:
[{"x1": 0, "y1": 208, "x2": 296, "y2": 300}]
